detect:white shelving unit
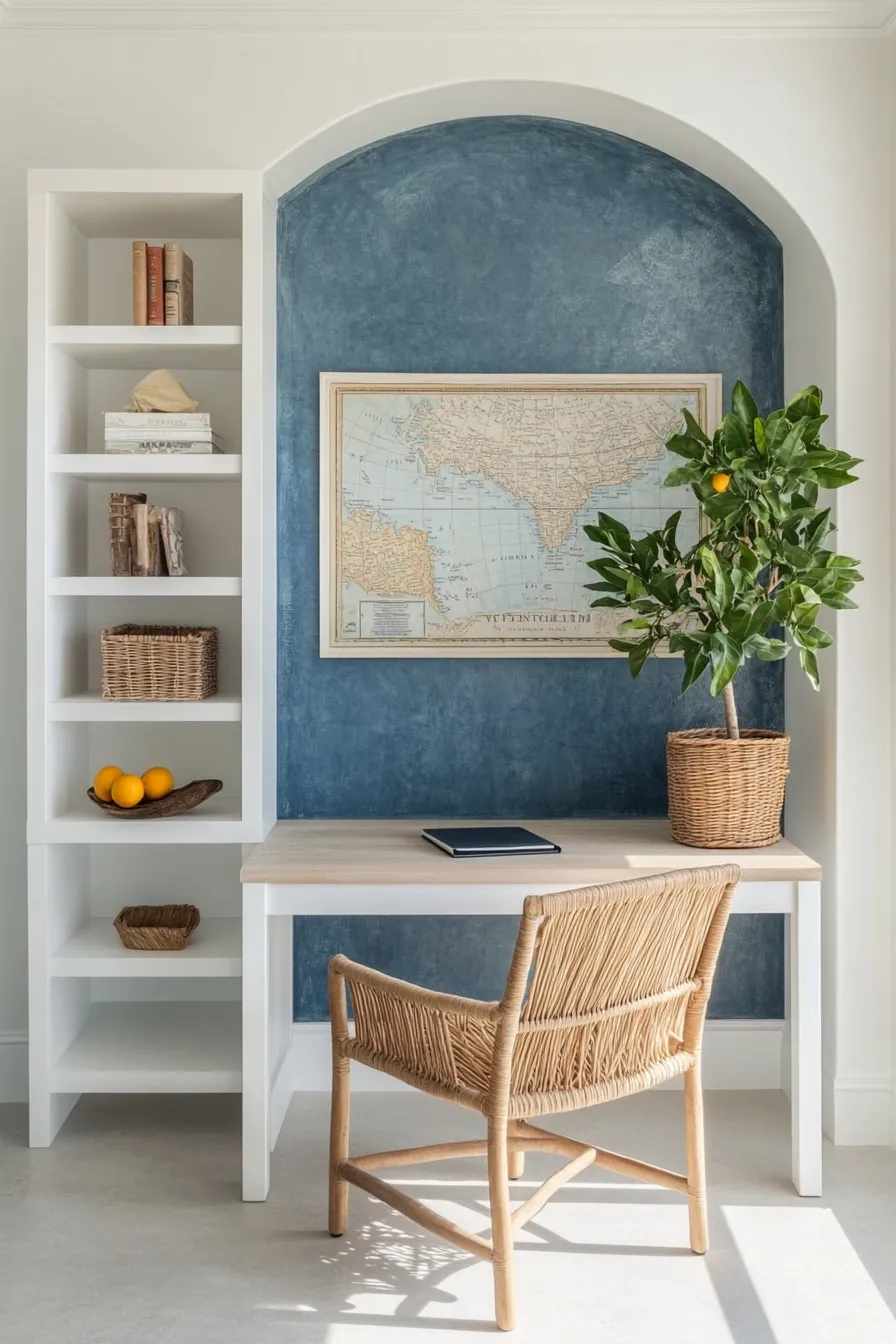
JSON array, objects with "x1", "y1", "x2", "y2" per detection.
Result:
[{"x1": 27, "y1": 169, "x2": 275, "y2": 1145}]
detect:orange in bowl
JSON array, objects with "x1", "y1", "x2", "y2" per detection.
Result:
[
  {"x1": 110, "y1": 774, "x2": 145, "y2": 809},
  {"x1": 93, "y1": 765, "x2": 123, "y2": 802},
  {"x1": 142, "y1": 767, "x2": 175, "y2": 801}
]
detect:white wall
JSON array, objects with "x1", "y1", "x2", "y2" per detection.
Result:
[{"x1": 0, "y1": 26, "x2": 892, "y2": 1139}]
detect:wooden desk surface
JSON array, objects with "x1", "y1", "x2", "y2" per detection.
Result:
[{"x1": 241, "y1": 818, "x2": 821, "y2": 885}]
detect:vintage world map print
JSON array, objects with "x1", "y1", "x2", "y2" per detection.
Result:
[{"x1": 320, "y1": 374, "x2": 720, "y2": 656}]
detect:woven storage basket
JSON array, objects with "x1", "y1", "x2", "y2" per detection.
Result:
[
  {"x1": 101, "y1": 625, "x2": 217, "y2": 700},
  {"x1": 667, "y1": 728, "x2": 790, "y2": 849},
  {"x1": 113, "y1": 904, "x2": 200, "y2": 951}
]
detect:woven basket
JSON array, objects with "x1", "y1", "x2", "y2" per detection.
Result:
[
  {"x1": 667, "y1": 728, "x2": 790, "y2": 849},
  {"x1": 114, "y1": 904, "x2": 200, "y2": 951},
  {"x1": 101, "y1": 625, "x2": 217, "y2": 701}
]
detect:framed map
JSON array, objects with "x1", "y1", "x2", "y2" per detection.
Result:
[{"x1": 320, "y1": 372, "x2": 722, "y2": 658}]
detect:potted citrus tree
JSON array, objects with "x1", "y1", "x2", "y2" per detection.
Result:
[{"x1": 584, "y1": 382, "x2": 862, "y2": 848}]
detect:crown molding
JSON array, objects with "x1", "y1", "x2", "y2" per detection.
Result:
[{"x1": 0, "y1": 1, "x2": 894, "y2": 35}]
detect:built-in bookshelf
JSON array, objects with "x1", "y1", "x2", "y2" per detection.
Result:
[{"x1": 27, "y1": 170, "x2": 275, "y2": 1143}]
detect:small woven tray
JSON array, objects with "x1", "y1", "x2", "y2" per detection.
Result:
[
  {"x1": 87, "y1": 778, "x2": 223, "y2": 819},
  {"x1": 114, "y1": 904, "x2": 200, "y2": 951}
]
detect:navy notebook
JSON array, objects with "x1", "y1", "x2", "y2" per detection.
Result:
[{"x1": 421, "y1": 826, "x2": 561, "y2": 857}]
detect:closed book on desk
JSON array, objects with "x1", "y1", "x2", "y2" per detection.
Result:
[{"x1": 421, "y1": 826, "x2": 561, "y2": 857}]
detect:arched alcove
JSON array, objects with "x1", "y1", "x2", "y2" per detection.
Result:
[{"x1": 266, "y1": 84, "x2": 837, "y2": 1035}]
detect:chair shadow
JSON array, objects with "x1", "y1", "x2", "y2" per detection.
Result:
[{"x1": 259, "y1": 1181, "x2": 746, "y2": 1336}]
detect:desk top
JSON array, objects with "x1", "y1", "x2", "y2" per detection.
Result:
[{"x1": 241, "y1": 818, "x2": 821, "y2": 885}]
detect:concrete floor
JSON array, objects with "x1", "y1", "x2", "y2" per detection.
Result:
[{"x1": 1, "y1": 1090, "x2": 895, "y2": 1343}]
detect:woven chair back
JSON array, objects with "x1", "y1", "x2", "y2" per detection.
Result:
[{"x1": 500, "y1": 865, "x2": 739, "y2": 1105}]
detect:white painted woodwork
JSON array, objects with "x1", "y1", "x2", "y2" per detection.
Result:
[
  {"x1": 52, "y1": 1002, "x2": 242, "y2": 1092},
  {"x1": 52, "y1": 917, "x2": 242, "y2": 977},
  {"x1": 50, "y1": 455, "x2": 242, "y2": 481},
  {"x1": 49, "y1": 577, "x2": 241, "y2": 597},
  {"x1": 27, "y1": 171, "x2": 275, "y2": 1139},
  {"x1": 49, "y1": 325, "x2": 242, "y2": 370},
  {"x1": 1, "y1": 1, "x2": 893, "y2": 35},
  {"x1": 49, "y1": 692, "x2": 242, "y2": 722}
]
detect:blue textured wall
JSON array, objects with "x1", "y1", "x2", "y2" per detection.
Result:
[{"x1": 278, "y1": 117, "x2": 785, "y2": 1021}]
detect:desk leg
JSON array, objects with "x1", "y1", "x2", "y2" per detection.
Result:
[
  {"x1": 789, "y1": 881, "x2": 822, "y2": 1196},
  {"x1": 243, "y1": 882, "x2": 270, "y2": 1201}
]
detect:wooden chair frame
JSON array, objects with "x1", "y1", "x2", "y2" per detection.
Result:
[{"x1": 327, "y1": 864, "x2": 738, "y2": 1331}]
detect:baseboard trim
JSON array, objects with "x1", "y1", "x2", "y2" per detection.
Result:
[
  {"x1": 823, "y1": 1069, "x2": 894, "y2": 1145},
  {"x1": 0, "y1": 1030, "x2": 28, "y2": 1104},
  {"x1": 289, "y1": 1019, "x2": 785, "y2": 1093}
]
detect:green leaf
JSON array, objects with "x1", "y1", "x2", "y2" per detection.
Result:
[
  {"x1": 701, "y1": 492, "x2": 744, "y2": 522},
  {"x1": 821, "y1": 592, "x2": 858, "y2": 610},
  {"x1": 595, "y1": 512, "x2": 634, "y2": 550},
  {"x1": 813, "y1": 469, "x2": 859, "y2": 489},
  {"x1": 660, "y1": 511, "x2": 682, "y2": 558},
  {"x1": 799, "y1": 646, "x2": 820, "y2": 690},
  {"x1": 663, "y1": 463, "x2": 705, "y2": 488},
  {"x1": 719, "y1": 413, "x2": 750, "y2": 460},
  {"x1": 786, "y1": 386, "x2": 822, "y2": 422},
  {"x1": 753, "y1": 417, "x2": 767, "y2": 456},
  {"x1": 775, "y1": 418, "x2": 809, "y2": 470},
  {"x1": 681, "y1": 646, "x2": 711, "y2": 692},
  {"x1": 618, "y1": 617, "x2": 652, "y2": 633},
  {"x1": 731, "y1": 380, "x2": 759, "y2": 430},
  {"x1": 747, "y1": 635, "x2": 789, "y2": 661},
  {"x1": 709, "y1": 632, "x2": 744, "y2": 696},
  {"x1": 665, "y1": 434, "x2": 704, "y2": 460},
  {"x1": 681, "y1": 408, "x2": 711, "y2": 446}
]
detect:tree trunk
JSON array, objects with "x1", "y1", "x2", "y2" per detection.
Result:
[{"x1": 722, "y1": 680, "x2": 740, "y2": 741}]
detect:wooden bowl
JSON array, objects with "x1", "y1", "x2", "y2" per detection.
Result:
[{"x1": 87, "y1": 778, "x2": 223, "y2": 819}]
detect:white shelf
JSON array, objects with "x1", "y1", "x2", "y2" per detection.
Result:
[
  {"x1": 31, "y1": 796, "x2": 248, "y2": 845},
  {"x1": 52, "y1": 1002, "x2": 242, "y2": 1093},
  {"x1": 52, "y1": 918, "x2": 242, "y2": 978},
  {"x1": 50, "y1": 455, "x2": 242, "y2": 482},
  {"x1": 49, "y1": 693, "x2": 242, "y2": 722},
  {"x1": 49, "y1": 576, "x2": 242, "y2": 597},
  {"x1": 48, "y1": 325, "x2": 242, "y2": 370}
]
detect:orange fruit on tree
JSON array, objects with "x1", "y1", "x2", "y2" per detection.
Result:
[
  {"x1": 141, "y1": 766, "x2": 175, "y2": 801},
  {"x1": 93, "y1": 765, "x2": 123, "y2": 802},
  {"x1": 110, "y1": 774, "x2": 145, "y2": 809},
  {"x1": 711, "y1": 472, "x2": 731, "y2": 493}
]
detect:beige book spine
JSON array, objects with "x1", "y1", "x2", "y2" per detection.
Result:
[
  {"x1": 132, "y1": 242, "x2": 147, "y2": 325},
  {"x1": 164, "y1": 243, "x2": 194, "y2": 326}
]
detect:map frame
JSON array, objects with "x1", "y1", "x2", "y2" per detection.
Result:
[{"x1": 320, "y1": 372, "x2": 722, "y2": 659}]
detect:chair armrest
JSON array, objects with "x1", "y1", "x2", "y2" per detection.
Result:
[
  {"x1": 328, "y1": 954, "x2": 501, "y2": 1094},
  {"x1": 330, "y1": 954, "x2": 500, "y2": 1024}
]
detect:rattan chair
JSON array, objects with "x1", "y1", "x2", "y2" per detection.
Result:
[{"x1": 327, "y1": 863, "x2": 738, "y2": 1331}]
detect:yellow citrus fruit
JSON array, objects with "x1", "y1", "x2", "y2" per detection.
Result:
[
  {"x1": 711, "y1": 472, "x2": 731, "y2": 493},
  {"x1": 110, "y1": 774, "x2": 145, "y2": 809},
  {"x1": 93, "y1": 765, "x2": 123, "y2": 802},
  {"x1": 141, "y1": 766, "x2": 175, "y2": 801}
]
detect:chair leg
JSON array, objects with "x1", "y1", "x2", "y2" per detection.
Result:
[
  {"x1": 507, "y1": 1123, "x2": 525, "y2": 1180},
  {"x1": 488, "y1": 1118, "x2": 516, "y2": 1331},
  {"x1": 328, "y1": 1056, "x2": 350, "y2": 1236},
  {"x1": 684, "y1": 1062, "x2": 708, "y2": 1254}
]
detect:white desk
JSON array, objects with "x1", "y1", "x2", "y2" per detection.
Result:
[{"x1": 240, "y1": 818, "x2": 822, "y2": 1202}]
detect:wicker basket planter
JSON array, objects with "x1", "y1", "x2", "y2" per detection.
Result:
[
  {"x1": 114, "y1": 904, "x2": 200, "y2": 951},
  {"x1": 101, "y1": 625, "x2": 217, "y2": 700},
  {"x1": 667, "y1": 728, "x2": 790, "y2": 849}
]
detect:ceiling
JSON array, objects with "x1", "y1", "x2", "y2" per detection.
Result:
[
  {"x1": 0, "y1": 0, "x2": 891, "y2": 33},
  {"x1": 0, "y1": 0, "x2": 894, "y2": 33}
]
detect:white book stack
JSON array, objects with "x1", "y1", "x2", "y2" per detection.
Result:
[{"x1": 104, "y1": 411, "x2": 223, "y2": 455}]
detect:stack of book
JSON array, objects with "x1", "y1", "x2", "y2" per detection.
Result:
[
  {"x1": 132, "y1": 242, "x2": 193, "y2": 326},
  {"x1": 104, "y1": 412, "x2": 223, "y2": 455}
]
